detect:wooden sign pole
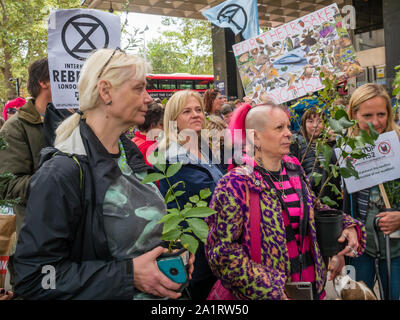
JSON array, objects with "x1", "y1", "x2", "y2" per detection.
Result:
[{"x1": 378, "y1": 184, "x2": 391, "y2": 209}]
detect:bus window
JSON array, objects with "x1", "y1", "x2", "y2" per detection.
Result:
[
  {"x1": 177, "y1": 80, "x2": 194, "y2": 90},
  {"x1": 194, "y1": 79, "x2": 211, "y2": 90},
  {"x1": 146, "y1": 79, "x2": 158, "y2": 90},
  {"x1": 159, "y1": 79, "x2": 176, "y2": 90}
]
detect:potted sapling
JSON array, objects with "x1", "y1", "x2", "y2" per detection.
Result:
[{"x1": 140, "y1": 151, "x2": 216, "y2": 290}]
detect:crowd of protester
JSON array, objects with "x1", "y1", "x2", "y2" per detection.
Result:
[{"x1": 0, "y1": 49, "x2": 399, "y2": 300}]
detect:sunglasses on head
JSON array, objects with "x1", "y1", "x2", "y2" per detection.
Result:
[
  {"x1": 7, "y1": 108, "x2": 17, "y2": 114},
  {"x1": 98, "y1": 47, "x2": 126, "y2": 79}
]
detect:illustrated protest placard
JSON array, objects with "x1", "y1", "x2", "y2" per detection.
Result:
[
  {"x1": 48, "y1": 9, "x2": 120, "y2": 109},
  {"x1": 233, "y1": 3, "x2": 362, "y2": 104},
  {"x1": 335, "y1": 131, "x2": 400, "y2": 194}
]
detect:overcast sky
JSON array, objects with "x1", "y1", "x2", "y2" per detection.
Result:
[{"x1": 122, "y1": 12, "x2": 167, "y2": 42}]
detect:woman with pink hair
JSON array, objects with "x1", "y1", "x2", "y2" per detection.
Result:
[
  {"x1": 206, "y1": 102, "x2": 366, "y2": 300},
  {"x1": 3, "y1": 97, "x2": 26, "y2": 121}
]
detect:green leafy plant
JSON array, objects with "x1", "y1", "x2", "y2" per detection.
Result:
[
  {"x1": 290, "y1": 71, "x2": 379, "y2": 207},
  {"x1": 140, "y1": 151, "x2": 216, "y2": 254},
  {"x1": 392, "y1": 65, "x2": 400, "y2": 99}
]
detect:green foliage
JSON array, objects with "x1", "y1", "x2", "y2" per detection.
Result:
[
  {"x1": 141, "y1": 151, "x2": 216, "y2": 254},
  {"x1": 145, "y1": 17, "x2": 213, "y2": 75},
  {"x1": 0, "y1": 0, "x2": 81, "y2": 103},
  {"x1": 385, "y1": 65, "x2": 400, "y2": 207},
  {"x1": 393, "y1": 65, "x2": 400, "y2": 99},
  {"x1": 383, "y1": 180, "x2": 400, "y2": 209}
]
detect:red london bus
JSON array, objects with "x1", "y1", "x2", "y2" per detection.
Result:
[{"x1": 146, "y1": 73, "x2": 214, "y2": 100}]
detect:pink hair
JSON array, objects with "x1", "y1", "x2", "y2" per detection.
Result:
[
  {"x1": 3, "y1": 97, "x2": 26, "y2": 120},
  {"x1": 227, "y1": 103, "x2": 253, "y2": 171},
  {"x1": 228, "y1": 103, "x2": 252, "y2": 146}
]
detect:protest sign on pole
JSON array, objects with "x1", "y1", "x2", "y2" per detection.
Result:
[
  {"x1": 48, "y1": 9, "x2": 120, "y2": 109},
  {"x1": 335, "y1": 131, "x2": 400, "y2": 194},
  {"x1": 233, "y1": 3, "x2": 362, "y2": 104}
]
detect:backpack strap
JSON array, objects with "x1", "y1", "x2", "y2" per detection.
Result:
[
  {"x1": 52, "y1": 151, "x2": 83, "y2": 191},
  {"x1": 249, "y1": 190, "x2": 261, "y2": 264}
]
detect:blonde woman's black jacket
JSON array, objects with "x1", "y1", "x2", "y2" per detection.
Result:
[{"x1": 13, "y1": 120, "x2": 149, "y2": 299}]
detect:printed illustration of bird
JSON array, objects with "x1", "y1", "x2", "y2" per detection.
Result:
[
  {"x1": 319, "y1": 49, "x2": 328, "y2": 65},
  {"x1": 265, "y1": 67, "x2": 279, "y2": 80},
  {"x1": 285, "y1": 37, "x2": 294, "y2": 51},
  {"x1": 346, "y1": 63, "x2": 363, "y2": 77},
  {"x1": 256, "y1": 37, "x2": 265, "y2": 45},
  {"x1": 256, "y1": 54, "x2": 270, "y2": 66}
]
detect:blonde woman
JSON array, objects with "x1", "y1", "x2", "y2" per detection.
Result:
[
  {"x1": 157, "y1": 90, "x2": 224, "y2": 299},
  {"x1": 344, "y1": 83, "x2": 400, "y2": 299},
  {"x1": 13, "y1": 49, "x2": 193, "y2": 300}
]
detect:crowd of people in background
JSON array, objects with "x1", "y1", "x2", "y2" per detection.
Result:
[{"x1": 0, "y1": 49, "x2": 400, "y2": 301}]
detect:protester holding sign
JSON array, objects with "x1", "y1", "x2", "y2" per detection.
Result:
[
  {"x1": 13, "y1": 49, "x2": 194, "y2": 299},
  {"x1": 205, "y1": 103, "x2": 366, "y2": 300},
  {"x1": 343, "y1": 83, "x2": 400, "y2": 300}
]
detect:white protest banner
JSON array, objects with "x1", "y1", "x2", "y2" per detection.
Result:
[
  {"x1": 335, "y1": 131, "x2": 400, "y2": 194},
  {"x1": 48, "y1": 9, "x2": 120, "y2": 109},
  {"x1": 233, "y1": 3, "x2": 362, "y2": 104}
]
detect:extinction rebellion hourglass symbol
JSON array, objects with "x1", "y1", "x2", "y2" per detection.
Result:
[{"x1": 61, "y1": 14, "x2": 110, "y2": 61}]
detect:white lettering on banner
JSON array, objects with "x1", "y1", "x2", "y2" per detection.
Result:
[
  {"x1": 335, "y1": 131, "x2": 400, "y2": 194},
  {"x1": 48, "y1": 9, "x2": 120, "y2": 109}
]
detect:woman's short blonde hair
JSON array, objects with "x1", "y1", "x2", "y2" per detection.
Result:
[
  {"x1": 55, "y1": 48, "x2": 151, "y2": 146},
  {"x1": 348, "y1": 83, "x2": 400, "y2": 139},
  {"x1": 158, "y1": 90, "x2": 204, "y2": 150}
]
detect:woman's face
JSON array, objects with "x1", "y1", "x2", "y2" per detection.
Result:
[
  {"x1": 109, "y1": 75, "x2": 153, "y2": 126},
  {"x1": 176, "y1": 96, "x2": 205, "y2": 133},
  {"x1": 353, "y1": 96, "x2": 388, "y2": 134},
  {"x1": 212, "y1": 93, "x2": 224, "y2": 113},
  {"x1": 255, "y1": 108, "x2": 292, "y2": 159},
  {"x1": 305, "y1": 114, "x2": 323, "y2": 140}
]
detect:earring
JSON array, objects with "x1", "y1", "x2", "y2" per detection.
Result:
[{"x1": 106, "y1": 101, "x2": 112, "y2": 105}]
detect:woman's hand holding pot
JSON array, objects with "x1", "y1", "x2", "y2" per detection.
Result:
[{"x1": 132, "y1": 246, "x2": 183, "y2": 299}]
